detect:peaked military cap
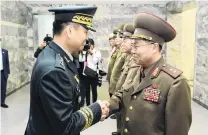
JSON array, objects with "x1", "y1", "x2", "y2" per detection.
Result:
[
  {"x1": 123, "y1": 24, "x2": 135, "y2": 37},
  {"x1": 113, "y1": 29, "x2": 119, "y2": 35},
  {"x1": 117, "y1": 23, "x2": 126, "y2": 34},
  {"x1": 132, "y1": 12, "x2": 176, "y2": 45},
  {"x1": 48, "y1": 6, "x2": 97, "y2": 32}
]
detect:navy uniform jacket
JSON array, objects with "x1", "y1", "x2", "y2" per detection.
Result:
[
  {"x1": 1, "y1": 49, "x2": 10, "y2": 79},
  {"x1": 34, "y1": 46, "x2": 45, "y2": 58},
  {"x1": 25, "y1": 42, "x2": 102, "y2": 135}
]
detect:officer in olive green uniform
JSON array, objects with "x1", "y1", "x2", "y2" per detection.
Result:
[
  {"x1": 115, "y1": 24, "x2": 141, "y2": 135},
  {"x1": 25, "y1": 7, "x2": 108, "y2": 135},
  {"x1": 109, "y1": 13, "x2": 192, "y2": 135},
  {"x1": 113, "y1": 24, "x2": 140, "y2": 135},
  {"x1": 108, "y1": 24, "x2": 127, "y2": 121},
  {"x1": 108, "y1": 23, "x2": 127, "y2": 96},
  {"x1": 106, "y1": 29, "x2": 119, "y2": 85}
]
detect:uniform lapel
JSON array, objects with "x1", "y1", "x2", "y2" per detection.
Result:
[
  {"x1": 49, "y1": 42, "x2": 77, "y2": 74},
  {"x1": 132, "y1": 73, "x2": 152, "y2": 95},
  {"x1": 121, "y1": 55, "x2": 131, "y2": 70},
  {"x1": 132, "y1": 58, "x2": 165, "y2": 95}
]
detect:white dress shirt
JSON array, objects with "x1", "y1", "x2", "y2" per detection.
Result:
[
  {"x1": 0, "y1": 49, "x2": 3, "y2": 70},
  {"x1": 83, "y1": 49, "x2": 101, "y2": 75}
]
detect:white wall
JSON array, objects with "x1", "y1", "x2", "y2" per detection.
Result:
[{"x1": 38, "y1": 14, "x2": 54, "y2": 46}]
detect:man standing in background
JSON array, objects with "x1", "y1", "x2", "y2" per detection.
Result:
[
  {"x1": 106, "y1": 29, "x2": 119, "y2": 84},
  {"x1": 34, "y1": 34, "x2": 53, "y2": 58},
  {"x1": 1, "y1": 48, "x2": 10, "y2": 108},
  {"x1": 108, "y1": 23, "x2": 126, "y2": 120},
  {"x1": 112, "y1": 23, "x2": 140, "y2": 135},
  {"x1": 108, "y1": 23, "x2": 126, "y2": 97}
]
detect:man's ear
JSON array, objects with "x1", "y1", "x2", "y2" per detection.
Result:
[
  {"x1": 153, "y1": 43, "x2": 160, "y2": 52},
  {"x1": 65, "y1": 25, "x2": 73, "y2": 38}
]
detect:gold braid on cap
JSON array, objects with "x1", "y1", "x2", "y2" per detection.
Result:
[
  {"x1": 72, "y1": 13, "x2": 93, "y2": 27},
  {"x1": 131, "y1": 34, "x2": 153, "y2": 41}
]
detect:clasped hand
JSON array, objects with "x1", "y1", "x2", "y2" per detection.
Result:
[{"x1": 97, "y1": 100, "x2": 110, "y2": 121}]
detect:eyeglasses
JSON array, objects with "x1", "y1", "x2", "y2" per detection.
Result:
[
  {"x1": 116, "y1": 33, "x2": 124, "y2": 39},
  {"x1": 131, "y1": 39, "x2": 156, "y2": 49},
  {"x1": 122, "y1": 37, "x2": 131, "y2": 43}
]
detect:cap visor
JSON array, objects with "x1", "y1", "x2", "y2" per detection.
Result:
[
  {"x1": 80, "y1": 24, "x2": 96, "y2": 32},
  {"x1": 87, "y1": 25, "x2": 96, "y2": 32}
]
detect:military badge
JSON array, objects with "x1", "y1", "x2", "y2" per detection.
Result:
[
  {"x1": 60, "y1": 57, "x2": 64, "y2": 66},
  {"x1": 152, "y1": 84, "x2": 158, "y2": 89},
  {"x1": 152, "y1": 67, "x2": 160, "y2": 78},
  {"x1": 143, "y1": 87, "x2": 161, "y2": 103},
  {"x1": 74, "y1": 75, "x2": 80, "y2": 84}
]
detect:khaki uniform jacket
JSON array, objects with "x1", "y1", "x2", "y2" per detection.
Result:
[
  {"x1": 114, "y1": 56, "x2": 140, "y2": 133},
  {"x1": 109, "y1": 58, "x2": 192, "y2": 135},
  {"x1": 109, "y1": 50, "x2": 127, "y2": 94},
  {"x1": 115, "y1": 56, "x2": 140, "y2": 92},
  {"x1": 106, "y1": 49, "x2": 119, "y2": 83}
]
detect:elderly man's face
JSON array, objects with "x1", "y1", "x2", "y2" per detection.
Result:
[
  {"x1": 131, "y1": 39, "x2": 156, "y2": 66},
  {"x1": 109, "y1": 38, "x2": 115, "y2": 47},
  {"x1": 115, "y1": 33, "x2": 123, "y2": 46},
  {"x1": 121, "y1": 37, "x2": 132, "y2": 53}
]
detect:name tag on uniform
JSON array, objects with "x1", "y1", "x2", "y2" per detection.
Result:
[{"x1": 143, "y1": 85, "x2": 161, "y2": 103}]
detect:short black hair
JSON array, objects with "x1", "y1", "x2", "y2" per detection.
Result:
[
  {"x1": 53, "y1": 20, "x2": 68, "y2": 35},
  {"x1": 43, "y1": 34, "x2": 53, "y2": 42},
  {"x1": 53, "y1": 21, "x2": 80, "y2": 36},
  {"x1": 88, "y1": 38, "x2": 94, "y2": 46}
]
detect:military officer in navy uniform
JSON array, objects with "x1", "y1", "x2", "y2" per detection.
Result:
[
  {"x1": 1, "y1": 48, "x2": 10, "y2": 108},
  {"x1": 108, "y1": 12, "x2": 192, "y2": 135},
  {"x1": 25, "y1": 6, "x2": 109, "y2": 135}
]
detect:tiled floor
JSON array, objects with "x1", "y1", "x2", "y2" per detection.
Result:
[{"x1": 1, "y1": 83, "x2": 208, "y2": 135}]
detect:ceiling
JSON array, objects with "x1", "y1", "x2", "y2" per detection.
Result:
[{"x1": 22, "y1": 0, "x2": 169, "y2": 14}]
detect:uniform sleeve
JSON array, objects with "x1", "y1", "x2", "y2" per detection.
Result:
[
  {"x1": 108, "y1": 89, "x2": 124, "y2": 115},
  {"x1": 109, "y1": 56, "x2": 126, "y2": 94},
  {"x1": 165, "y1": 78, "x2": 192, "y2": 135},
  {"x1": 39, "y1": 69, "x2": 102, "y2": 135}
]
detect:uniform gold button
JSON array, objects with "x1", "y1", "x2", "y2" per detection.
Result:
[
  {"x1": 124, "y1": 128, "x2": 128, "y2": 133},
  {"x1": 133, "y1": 95, "x2": 137, "y2": 99},
  {"x1": 129, "y1": 106, "x2": 133, "y2": 111},
  {"x1": 126, "y1": 117, "x2": 130, "y2": 122}
]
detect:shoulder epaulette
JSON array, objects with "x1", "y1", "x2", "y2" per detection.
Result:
[
  {"x1": 54, "y1": 54, "x2": 65, "y2": 70},
  {"x1": 161, "y1": 64, "x2": 183, "y2": 79}
]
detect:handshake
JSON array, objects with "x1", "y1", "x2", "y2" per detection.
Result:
[{"x1": 97, "y1": 100, "x2": 110, "y2": 121}]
